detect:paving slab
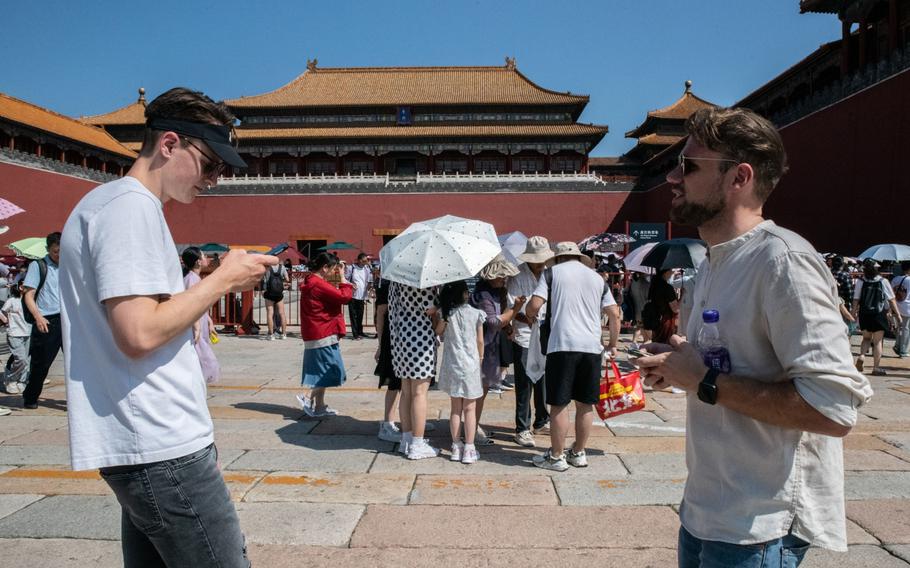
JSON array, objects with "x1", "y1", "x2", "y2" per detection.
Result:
[
  {"x1": 243, "y1": 472, "x2": 413, "y2": 505},
  {"x1": 605, "y1": 412, "x2": 687, "y2": 437},
  {"x1": 584, "y1": 436, "x2": 686, "y2": 454},
  {"x1": 351, "y1": 504, "x2": 680, "y2": 549},
  {"x1": 846, "y1": 434, "x2": 902, "y2": 451},
  {"x1": 845, "y1": 472, "x2": 910, "y2": 500},
  {"x1": 0, "y1": 494, "x2": 120, "y2": 539},
  {"x1": 886, "y1": 544, "x2": 910, "y2": 564},
  {"x1": 846, "y1": 518, "x2": 882, "y2": 545},
  {"x1": 1, "y1": 428, "x2": 70, "y2": 445},
  {"x1": 554, "y1": 474, "x2": 686, "y2": 506},
  {"x1": 235, "y1": 501, "x2": 364, "y2": 546},
  {"x1": 0, "y1": 494, "x2": 43, "y2": 520},
  {"x1": 846, "y1": 499, "x2": 910, "y2": 544},
  {"x1": 248, "y1": 545, "x2": 678, "y2": 567},
  {"x1": 879, "y1": 433, "x2": 910, "y2": 452},
  {"x1": 801, "y1": 544, "x2": 910, "y2": 567},
  {"x1": 618, "y1": 452, "x2": 687, "y2": 478},
  {"x1": 845, "y1": 450, "x2": 910, "y2": 471},
  {"x1": 226, "y1": 447, "x2": 378, "y2": 473},
  {"x1": 410, "y1": 474, "x2": 558, "y2": 505},
  {"x1": 0, "y1": 538, "x2": 122, "y2": 568},
  {"x1": 0, "y1": 445, "x2": 71, "y2": 466}
]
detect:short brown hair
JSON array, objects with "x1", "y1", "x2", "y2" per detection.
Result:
[
  {"x1": 140, "y1": 87, "x2": 236, "y2": 157},
  {"x1": 685, "y1": 107, "x2": 788, "y2": 202}
]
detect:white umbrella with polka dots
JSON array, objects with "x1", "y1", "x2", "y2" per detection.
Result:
[{"x1": 379, "y1": 215, "x2": 501, "y2": 289}]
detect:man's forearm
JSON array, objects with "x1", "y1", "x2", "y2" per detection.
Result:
[
  {"x1": 106, "y1": 272, "x2": 231, "y2": 359},
  {"x1": 714, "y1": 374, "x2": 851, "y2": 437},
  {"x1": 23, "y1": 290, "x2": 41, "y2": 319},
  {"x1": 606, "y1": 306, "x2": 620, "y2": 348}
]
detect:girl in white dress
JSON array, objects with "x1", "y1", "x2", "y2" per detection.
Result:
[{"x1": 435, "y1": 280, "x2": 486, "y2": 464}]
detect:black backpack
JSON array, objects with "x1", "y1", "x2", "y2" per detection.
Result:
[
  {"x1": 263, "y1": 266, "x2": 285, "y2": 302},
  {"x1": 859, "y1": 279, "x2": 886, "y2": 316},
  {"x1": 22, "y1": 259, "x2": 47, "y2": 325}
]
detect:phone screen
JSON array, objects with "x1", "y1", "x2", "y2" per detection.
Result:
[{"x1": 266, "y1": 243, "x2": 289, "y2": 256}]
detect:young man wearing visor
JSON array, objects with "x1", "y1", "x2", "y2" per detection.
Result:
[{"x1": 60, "y1": 87, "x2": 276, "y2": 567}]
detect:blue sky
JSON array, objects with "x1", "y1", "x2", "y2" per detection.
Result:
[{"x1": 1, "y1": 1, "x2": 838, "y2": 156}]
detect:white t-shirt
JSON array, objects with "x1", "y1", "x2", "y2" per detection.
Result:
[
  {"x1": 345, "y1": 264, "x2": 373, "y2": 301},
  {"x1": 533, "y1": 260, "x2": 613, "y2": 354},
  {"x1": 890, "y1": 275, "x2": 910, "y2": 316},
  {"x1": 507, "y1": 264, "x2": 542, "y2": 349},
  {"x1": 61, "y1": 176, "x2": 213, "y2": 471},
  {"x1": 1, "y1": 297, "x2": 31, "y2": 337}
]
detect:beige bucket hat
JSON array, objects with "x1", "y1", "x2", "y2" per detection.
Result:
[
  {"x1": 478, "y1": 253, "x2": 520, "y2": 280},
  {"x1": 553, "y1": 241, "x2": 585, "y2": 259},
  {"x1": 517, "y1": 236, "x2": 555, "y2": 264}
]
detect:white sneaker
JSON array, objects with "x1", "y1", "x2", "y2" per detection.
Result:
[
  {"x1": 461, "y1": 445, "x2": 479, "y2": 464},
  {"x1": 4, "y1": 384, "x2": 21, "y2": 395},
  {"x1": 266, "y1": 334, "x2": 275, "y2": 341},
  {"x1": 533, "y1": 449, "x2": 569, "y2": 472},
  {"x1": 669, "y1": 387, "x2": 685, "y2": 394},
  {"x1": 0, "y1": 406, "x2": 11, "y2": 416},
  {"x1": 514, "y1": 430, "x2": 536, "y2": 448},
  {"x1": 566, "y1": 448, "x2": 588, "y2": 468},
  {"x1": 296, "y1": 393, "x2": 312, "y2": 411},
  {"x1": 450, "y1": 441, "x2": 464, "y2": 461},
  {"x1": 43, "y1": 379, "x2": 50, "y2": 386},
  {"x1": 487, "y1": 386, "x2": 503, "y2": 395},
  {"x1": 407, "y1": 438, "x2": 439, "y2": 460},
  {"x1": 398, "y1": 435, "x2": 411, "y2": 455},
  {"x1": 313, "y1": 405, "x2": 338, "y2": 417},
  {"x1": 279, "y1": 333, "x2": 287, "y2": 340},
  {"x1": 475, "y1": 426, "x2": 494, "y2": 446},
  {"x1": 378, "y1": 422, "x2": 402, "y2": 442}
]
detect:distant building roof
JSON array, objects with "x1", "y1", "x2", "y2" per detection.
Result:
[
  {"x1": 82, "y1": 88, "x2": 147, "y2": 126},
  {"x1": 237, "y1": 123, "x2": 609, "y2": 141},
  {"x1": 227, "y1": 59, "x2": 591, "y2": 109},
  {"x1": 626, "y1": 81, "x2": 716, "y2": 138},
  {"x1": 0, "y1": 92, "x2": 136, "y2": 158},
  {"x1": 735, "y1": 40, "x2": 840, "y2": 109}
]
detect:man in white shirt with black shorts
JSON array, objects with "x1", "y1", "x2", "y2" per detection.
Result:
[
  {"x1": 60, "y1": 87, "x2": 277, "y2": 567},
  {"x1": 525, "y1": 241, "x2": 617, "y2": 472}
]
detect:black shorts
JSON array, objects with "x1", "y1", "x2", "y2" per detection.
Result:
[
  {"x1": 544, "y1": 351, "x2": 601, "y2": 406},
  {"x1": 859, "y1": 311, "x2": 890, "y2": 333}
]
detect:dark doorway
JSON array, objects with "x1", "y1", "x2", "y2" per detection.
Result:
[
  {"x1": 297, "y1": 239, "x2": 327, "y2": 260},
  {"x1": 395, "y1": 158, "x2": 417, "y2": 176}
]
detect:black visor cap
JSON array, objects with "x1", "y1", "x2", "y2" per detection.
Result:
[{"x1": 147, "y1": 117, "x2": 247, "y2": 169}]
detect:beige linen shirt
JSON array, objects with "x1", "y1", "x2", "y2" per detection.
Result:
[{"x1": 681, "y1": 221, "x2": 873, "y2": 551}]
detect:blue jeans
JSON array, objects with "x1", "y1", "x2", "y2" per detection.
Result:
[
  {"x1": 678, "y1": 525, "x2": 810, "y2": 568},
  {"x1": 100, "y1": 443, "x2": 249, "y2": 568}
]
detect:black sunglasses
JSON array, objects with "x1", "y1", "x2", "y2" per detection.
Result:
[{"x1": 182, "y1": 137, "x2": 225, "y2": 177}]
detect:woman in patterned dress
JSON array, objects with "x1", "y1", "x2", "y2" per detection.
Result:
[{"x1": 388, "y1": 281, "x2": 439, "y2": 459}]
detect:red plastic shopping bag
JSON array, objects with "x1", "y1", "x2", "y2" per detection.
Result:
[{"x1": 597, "y1": 358, "x2": 646, "y2": 420}]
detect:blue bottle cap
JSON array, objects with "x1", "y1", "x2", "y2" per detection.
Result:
[{"x1": 702, "y1": 309, "x2": 719, "y2": 323}]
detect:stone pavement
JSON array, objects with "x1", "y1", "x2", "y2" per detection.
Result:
[{"x1": 0, "y1": 331, "x2": 909, "y2": 567}]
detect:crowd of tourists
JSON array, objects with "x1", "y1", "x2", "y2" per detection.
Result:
[{"x1": 0, "y1": 87, "x2": 891, "y2": 567}]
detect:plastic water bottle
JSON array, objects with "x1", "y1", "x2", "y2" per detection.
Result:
[{"x1": 697, "y1": 309, "x2": 731, "y2": 373}]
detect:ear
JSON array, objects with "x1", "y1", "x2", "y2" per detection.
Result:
[
  {"x1": 731, "y1": 162, "x2": 755, "y2": 191},
  {"x1": 158, "y1": 131, "x2": 181, "y2": 159}
]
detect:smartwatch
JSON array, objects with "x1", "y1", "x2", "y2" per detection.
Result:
[{"x1": 697, "y1": 367, "x2": 721, "y2": 405}]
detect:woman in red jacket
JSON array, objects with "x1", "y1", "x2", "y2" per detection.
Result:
[{"x1": 297, "y1": 253, "x2": 353, "y2": 417}]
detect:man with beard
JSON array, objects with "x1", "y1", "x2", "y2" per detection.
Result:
[{"x1": 636, "y1": 107, "x2": 872, "y2": 567}]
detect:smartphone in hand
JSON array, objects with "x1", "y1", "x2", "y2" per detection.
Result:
[{"x1": 266, "y1": 243, "x2": 289, "y2": 256}]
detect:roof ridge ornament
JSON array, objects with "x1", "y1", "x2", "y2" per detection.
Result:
[
  {"x1": 505, "y1": 56, "x2": 516, "y2": 70},
  {"x1": 307, "y1": 58, "x2": 318, "y2": 72},
  {"x1": 685, "y1": 80, "x2": 692, "y2": 94},
  {"x1": 138, "y1": 87, "x2": 146, "y2": 105}
]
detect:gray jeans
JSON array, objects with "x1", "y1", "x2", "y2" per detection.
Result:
[
  {"x1": 896, "y1": 313, "x2": 910, "y2": 355},
  {"x1": 4, "y1": 335, "x2": 30, "y2": 389},
  {"x1": 100, "y1": 443, "x2": 250, "y2": 568}
]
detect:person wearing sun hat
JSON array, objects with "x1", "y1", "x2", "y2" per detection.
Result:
[
  {"x1": 469, "y1": 254, "x2": 523, "y2": 445},
  {"x1": 508, "y1": 236, "x2": 555, "y2": 447},
  {"x1": 525, "y1": 241, "x2": 618, "y2": 471}
]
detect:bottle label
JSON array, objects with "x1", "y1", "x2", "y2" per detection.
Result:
[{"x1": 702, "y1": 347, "x2": 731, "y2": 374}]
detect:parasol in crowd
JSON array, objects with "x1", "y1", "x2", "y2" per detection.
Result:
[
  {"x1": 619, "y1": 242, "x2": 657, "y2": 274},
  {"x1": 379, "y1": 214, "x2": 500, "y2": 288},
  {"x1": 858, "y1": 244, "x2": 910, "y2": 262},
  {"x1": 199, "y1": 242, "x2": 230, "y2": 253},
  {"x1": 642, "y1": 238, "x2": 708, "y2": 270},
  {"x1": 8, "y1": 237, "x2": 47, "y2": 260},
  {"x1": 0, "y1": 198, "x2": 25, "y2": 221},
  {"x1": 497, "y1": 231, "x2": 528, "y2": 265},
  {"x1": 578, "y1": 231, "x2": 635, "y2": 253},
  {"x1": 319, "y1": 241, "x2": 358, "y2": 251}
]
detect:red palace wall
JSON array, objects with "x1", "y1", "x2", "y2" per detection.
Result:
[{"x1": 764, "y1": 68, "x2": 909, "y2": 254}]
